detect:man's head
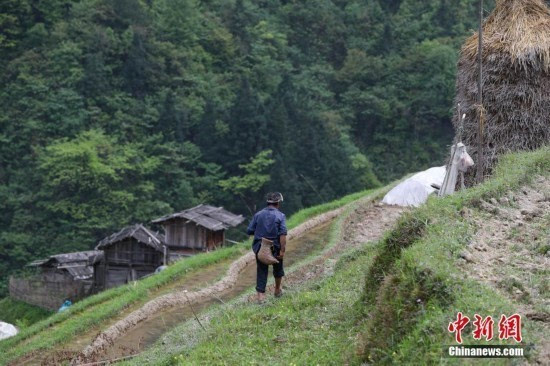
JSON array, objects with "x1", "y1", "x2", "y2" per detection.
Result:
[{"x1": 266, "y1": 192, "x2": 284, "y2": 208}]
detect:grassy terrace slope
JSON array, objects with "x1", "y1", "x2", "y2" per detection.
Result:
[
  {"x1": 0, "y1": 298, "x2": 52, "y2": 328},
  {"x1": 141, "y1": 148, "x2": 548, "y2": 365},
  {"x1": 125, "y1": 185, "x2": 382, "y2": 365},
  {"x1": 0, "y1": 188, "x2": 378, "y2": 365},
  {"x1": 359, "y1": 147, "x2": 549, "y2": 364}
]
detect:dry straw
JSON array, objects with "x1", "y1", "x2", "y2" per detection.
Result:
[{"x1": 453, "y1": 0, "x2": 550, "y2": 184}]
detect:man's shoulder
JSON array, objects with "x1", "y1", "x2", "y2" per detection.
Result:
[
  {"x1": 257, "y1": 207, "x2": 285, "y2": 219},
  {"x1": 274, "y1": 209, "x2": 286, "y2": 220}
]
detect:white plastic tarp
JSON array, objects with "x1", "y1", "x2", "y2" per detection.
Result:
[
  {"x1": 0, "y1": 321, "x2": 18, "y2": 340},
  {"x1": 382, "y1": 166, "x2": 446, "y2": 207}
]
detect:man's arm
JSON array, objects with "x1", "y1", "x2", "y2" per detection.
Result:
[
  {"x1": 246, "y1": 214, "x2": 257, "y2": 236},
  {"x1": 279, "y1": 235, "x2": 287, "y2": 259},
  {"x1": 278, "y1": 214, "x2": 288, "y2": 259}
]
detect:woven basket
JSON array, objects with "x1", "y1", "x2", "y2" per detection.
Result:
[{"x1": 257, "y1": 238, "x2": 279, "y2": 265}]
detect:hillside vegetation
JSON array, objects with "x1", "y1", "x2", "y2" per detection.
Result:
[
  {"x1": 129, "y1": 148, "x2": 548, "y2": 365},
  {"x1": 0, "y1": 297, "x2": 52, "y2": 328},
  {"x1": 0, "y1": 0, "x2": 495, "y2": 296}
]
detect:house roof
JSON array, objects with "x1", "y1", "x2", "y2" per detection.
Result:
[
  {"x1": 151, "y1": 204, "x2": 245, "y2": 231},
  {"x1": 95, "y1": 224, "x2": 165, "y2": 252},
  {"x1": 64, "y1": 265, "x2": 94, "y2": 280},
  {"x1": 29, "y1": 250, "x2": 102, "y2": 280},
  {"x1": 29, "y1": 250, "x2": 102, "y2": 267}
]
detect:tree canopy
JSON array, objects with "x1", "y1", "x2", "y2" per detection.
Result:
[{"x1": 0, "y1": 0, "x2": 496, "y2": 296}]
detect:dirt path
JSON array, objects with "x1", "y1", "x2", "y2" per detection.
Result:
[
  {"x1": 136, "y1": 200, "x2": 405, "y2": 366},
  {"x1": 460, "y1": 176, "x2": 550, "y2": 363},
  {"x1": 116, "y1": 199, "x2": 405, "y2": 366},
  {"x1": 256, "y1": 203, "x2": 404, "y2": 299},
  {"x1": 94, "y1": 220, "x2": 334, "y2": 363},
  {"x1": 17, "y1": 193, "x2": 404, "y2": 365},
  {"x1": 71, "y1": 204, "x2": 353, "y2": 364}
]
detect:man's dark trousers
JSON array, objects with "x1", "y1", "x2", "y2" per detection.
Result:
[{"x1": 253, "y1": 239, "x2": 285, "y2": 293}]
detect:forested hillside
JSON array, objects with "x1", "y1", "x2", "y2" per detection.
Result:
[{"x1": 0, "y1": 0, "x2": 493, "y2": 296}]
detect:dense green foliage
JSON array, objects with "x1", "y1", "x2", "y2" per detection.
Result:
[{"x1": 0, "y1": 0, "x2": 492, "y2": 295}]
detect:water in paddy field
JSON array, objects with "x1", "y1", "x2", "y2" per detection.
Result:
[{"x1": 51, "y1": 220, "x2": 334, "y2": 363}]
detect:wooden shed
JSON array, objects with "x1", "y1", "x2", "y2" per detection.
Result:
[
  {"x1": 9, "y1": 250, "x2": 102, "y2": 310},
  {"x1": 152, "y1": 204, "x2": 245, "y2": 261},
  {"x1": 94, "y1": 224, "x2": 165, "y2": 290}
]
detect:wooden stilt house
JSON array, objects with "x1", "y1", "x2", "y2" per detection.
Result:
[
  {"x1": 94, "y1": 224, "x2": 165, "y2": 290},
  {"x1": 152, "y1": 204, "x2": 245, "y2": 262},
  {"x1": 9, "y1": 250, "x2": 102, "y2": 310}
]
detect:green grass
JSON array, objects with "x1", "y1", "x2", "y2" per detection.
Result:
[
  {"x1": 0, "y1": 186, "x2": 379, "y2": 365},
  {"x1": 171, "y1": 246, "x2": 377, "y2": 365},
  {"x1": 285, "y1": 188, "x2": 381, "y2": 229},
  {"x1": 134, "y1": 147, "x2": 549, "y2": 366},
  {"x1": 0, "y1": 245, "x2": 244, "y2": 364},
  {"x1": 0, "y1": 297, "x2": 52, "y2": 328},
  {"x1": 358, "y1": 147, "x2": 550, "y2": 364},
  {"x1": 126, "y1": 191, "x2": 378, "y2": 366}
]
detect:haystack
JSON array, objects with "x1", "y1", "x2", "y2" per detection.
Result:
[{"x1": 453, "y1": 0, "x2": 550, "y2": 184}]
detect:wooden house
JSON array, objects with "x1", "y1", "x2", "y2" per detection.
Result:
[
  {"x1": 152, "y1": 204, "x2": 245, "y2": 261},
  {"x1": 94, "y1": 224, "x2": 165, "y2": 290},
  {"x1": 9, "y1": 250, "x2": 102, "y2": 310}
]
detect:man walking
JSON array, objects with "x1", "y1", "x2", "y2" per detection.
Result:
[{"x1": 246, "y1": 192, "x2": 287, "y2": 303}]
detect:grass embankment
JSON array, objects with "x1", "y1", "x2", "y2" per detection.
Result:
[
  {"x1": 127, "y1": 187, "x2": 385, "y2": 365},
  {"x1": 0, "y1": 187, "x2": 378, "y2": 365},
  {"x1": 171, "y1": 248, "x2": 375, "y2": 365},
  {"x1": 0, "y1": 246, "x2": 243, "y2": 364},
  {"x1": 0, "y1": 298, "x2": 52, "y2": 327},
  {"x1": 358, "y1": 147, "x2": 550, "y2": 364},
  {"x1": 285, "y1": 189, "x2": 377, "y2": 228},
  {"x1": 146, "y1": 148, "x2": 548, "y2": 365}
]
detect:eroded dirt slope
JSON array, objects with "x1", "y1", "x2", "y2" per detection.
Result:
[
  {"x1": 257, "y1": 203, "x2": 404, "y2": 299},
  {"x1": 461, "y1": 176, "x2": 549, "y2": 363}
]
